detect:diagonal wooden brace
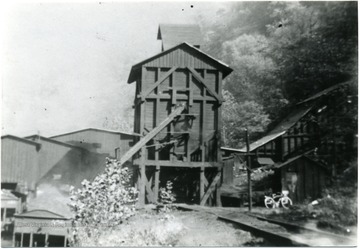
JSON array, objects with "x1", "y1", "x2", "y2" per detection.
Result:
[{"x1": 200, "y1": 172, "x2": 221, "y2": 206}]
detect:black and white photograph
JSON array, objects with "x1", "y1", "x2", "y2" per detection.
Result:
[{"x1": 1, "y1": 1, "x2": 358, "y2": 247}]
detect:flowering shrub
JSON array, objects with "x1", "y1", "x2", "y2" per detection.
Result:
[{"x1": 68, "y1": 158, "x2": 138, "y2": 245}]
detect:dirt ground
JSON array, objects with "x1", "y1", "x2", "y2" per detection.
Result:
[{"x1": 86, "y1": 207, "x2": 266, "y2": 247}]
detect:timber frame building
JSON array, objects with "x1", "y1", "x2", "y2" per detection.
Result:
[{"x1": 127, "y1": 25, "x2": 233, "y2": 206}]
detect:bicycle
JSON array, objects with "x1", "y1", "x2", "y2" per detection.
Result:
[{"x1": 264, "y1": 191, "x2": 293, "y2": 209}]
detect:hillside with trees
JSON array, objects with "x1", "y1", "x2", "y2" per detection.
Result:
[{"x1": 198, "y1": 1, "x2": 357, "y2": 147}]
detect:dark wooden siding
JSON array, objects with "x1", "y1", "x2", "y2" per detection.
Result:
[
  {"x1": 1, "y1": 138, "x2": 38, "y2": 190},
  {"x1": 280, "y1": 157, "x2": 326, "y2": 203},
  {"x1": 135, "y1": 46, "x2": 223, "y2": 164}
]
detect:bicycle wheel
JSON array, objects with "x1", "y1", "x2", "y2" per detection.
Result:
[
  {"x1": 281, "y1": 196, "x2": 293, "y2": 209},
  {"x1": 264, "y1": 198, "x2": 275, "y2": 208}
]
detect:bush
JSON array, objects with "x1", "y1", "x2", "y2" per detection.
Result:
[{"x1": 68, "y1": 158, "x2": 138, "y2": 246}]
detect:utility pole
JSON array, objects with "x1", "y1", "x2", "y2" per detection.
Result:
[{"x1": 245, "y1": 129, "x2": 252, "y2": 212}]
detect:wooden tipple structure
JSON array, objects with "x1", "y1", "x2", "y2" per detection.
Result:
[{"x1": 126, "y1": 24, "x2": 232, "y2": 206}]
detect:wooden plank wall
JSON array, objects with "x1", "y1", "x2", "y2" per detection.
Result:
[{"x1": 280, "y1": 158, "x2": 326, "y2": 203}]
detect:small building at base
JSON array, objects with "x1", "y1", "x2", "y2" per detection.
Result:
[
  {"x1": 13, "y1": 210, "x2": 71, "y2": 247},
  {"x1": 275, "y1": 154, "x2": 328, "y2": 202}
]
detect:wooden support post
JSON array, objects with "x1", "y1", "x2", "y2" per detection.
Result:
[
  {"x1": 154, "y1": 165, "x2": 160, "y2": 202},
  {"x1": 45, "y1": 233, "x2": 49, "y2": 247},
  {"x1": 3, "y1": 208, "x2": 6, "y2": 224},
  {"x1": 245, "y1": 129, "x2": 252, "y2": 212},
  {"x1": 216, "y1": 71, "x2": 223, "y2": 208},
  {"x1": 145, "y1": 178, "x2": 155, "y2": 203},
  {"x1": 12, "y1": 231, "x2": 16, "y2": 247},
  {"x1": 216, "y1": 167, "x2": 222, "y2": 207},
  {"x1": 64, "y1": 236, "x2": 67, "y2": 247},
  {"x1": 20, "y1": 233, "x2": 24, "y2": 247},
  {"x1": 200, "y1": 166, "x2": 205, "y2": 202},
  {"x1": 139, "y1": 66, "x2": 146, "y2": 207},
  {"x1": 30, "y1": 232, "x2": 33, "y2": 247}
]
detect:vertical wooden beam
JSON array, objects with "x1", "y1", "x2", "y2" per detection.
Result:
[
  {"x1": 154, "y1": 165, "x2": 160, "y2": 202},
  {"x1": 45, "y1": 233, "x2": 49, "y2": 247},
  {"x1": 154, "y1": 68, "x2": 161, "y2": 203},
  {"x1": 199, "y1": 72, "x2": 206, "y2": 204},
  {"x1": 216, "y1": 71, "x2": 223, "y2": 207},
  {"x1": 30, "y1": 232, "x2": 33, "y2": 247},
  {"x1": 216, "y1": 167, "x2": 222, "y2": 207},
  {"x1": 3, "y1": 208, "x2": 6, "y2": 224},
  {"x1": 139, "y1": 66, "x2": 146, "y2": 207},
  {"x1": 245, "y1": 129, "x2": 252, "y2": 212},
  {"x1": 200, "y1": 166, "x2": 205, "y2": 201},
  {"x1": 12, "y1": 232, "x2": 16, "y2": 247},
  {"x1": 64, "y1": 236, "x2": 67, "y2": 247},
  {"x1": 20, "y1": 233, "x2": 23, "y2": 247},
  {"x1": 217, "y1": 71, "x2": 223, "y2": 165}
]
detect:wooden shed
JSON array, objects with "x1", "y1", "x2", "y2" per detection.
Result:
[
  {"x1": 127, "y1": 40, "x2": 232, "y2": 206},
  {"x1": 275, "y1": 154, "x2": 328, "y2": 203}
]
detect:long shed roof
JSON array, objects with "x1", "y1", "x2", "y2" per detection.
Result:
[
  {"x1": 297, "y1": 80, "x2": 353, "y2": 105},
  {"x1": 221, "y1": 105, "x2": 313, "y2": 153},
  {"x1": 50, "y1": 127, "x2": 141, "y2": 138},
  {"x1": 157, "y1": 24, "x2": 203, "y2": 51},
  {"x1": 1, "y1": 135, "x2": 41, "y2": 148},
  {"x1": 127, "y1": 42, "x2": 232, "y2": 83}
]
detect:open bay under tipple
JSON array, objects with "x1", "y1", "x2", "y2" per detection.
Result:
[{"x1": 127, "y1": 41, "x2": 232, "y2": 206}]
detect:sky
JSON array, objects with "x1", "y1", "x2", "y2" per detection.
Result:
[{"x1": 1, "y1": 1, "x2": 227, "y2": 137}]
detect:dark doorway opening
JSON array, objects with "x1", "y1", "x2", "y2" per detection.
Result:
[
  {"x1": 33, "y1": 234, "x2": 46, "y2": 247},
  {"x1": 48, "y1": 235, "x2": 65, "y2": 247}
]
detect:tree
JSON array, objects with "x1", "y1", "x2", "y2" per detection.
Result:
[
  {"x1": 267, "y1": 1, "x2": 357, "y2": 102},
  {"x1": 220, "y1": 34, "x2": 288, "y2": 119},
  {"x1": 222, "y1": 90, "x2": 270, "y2": 148}
]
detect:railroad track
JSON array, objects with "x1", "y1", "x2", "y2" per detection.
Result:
[{"x1": 175, "y1": 204, "x2": 356, "y2": 247}]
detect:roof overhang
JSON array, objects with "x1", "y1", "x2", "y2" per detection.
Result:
[{"x1": 127, "y1": 42, "x2": 232, "y2": 84}]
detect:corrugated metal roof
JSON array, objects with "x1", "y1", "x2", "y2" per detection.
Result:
[
  {"x1": 127, "y1": 42, "x2": 233, "y2": 83},
  {"x1": 297, "y1": 81, "x2": 353, "y2": 105},
  {"x1": 50, "y1": 127, "x2": 141, "y2": 139},
  {"x1": 157, "y1": 24, "x2": 203, "y2": 51}
]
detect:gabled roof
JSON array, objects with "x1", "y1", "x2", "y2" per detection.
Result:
[
  {"x1": 1, "y1": 135, "x2": 41, "y2": 148},
  {"x1": 297, "y1": 80, "x2": 353, "y2": 105},
  {"x1": 127, "y1": 42, "x2": 233, "y2": 83},
  {"x1": 50, "y1": 127, "x2": 141, "y2": 139},
  {"x1": 275, "y1": 151, "x2": 327, "y2": 170},
  {"x1": 157, "y1": 24, "x2": 203, "y2": 51},
  {"x1": 14, "y1": 209, "x2": 68, "y2": 220}
]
